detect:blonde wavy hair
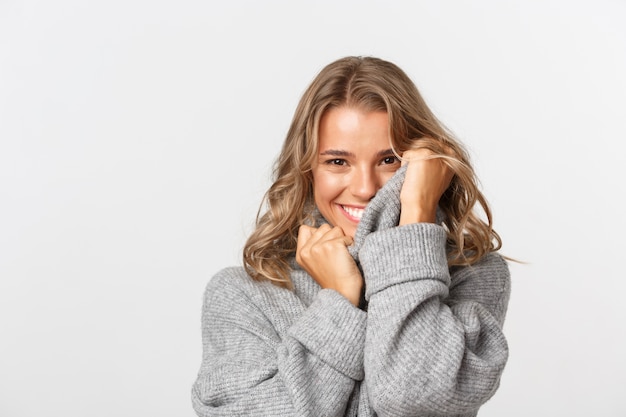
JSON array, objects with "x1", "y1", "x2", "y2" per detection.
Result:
[{"x1": 243, "y1": 56, "x2": 502, "y2": 288}]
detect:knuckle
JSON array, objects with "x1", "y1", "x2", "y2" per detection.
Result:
[{"x1": 310, "y1": 244, "x2": 324, "y2": 257}]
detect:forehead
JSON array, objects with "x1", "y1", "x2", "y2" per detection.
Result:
[{"x1": 318, "y1": 107, "x2": 389, "y2": 151}]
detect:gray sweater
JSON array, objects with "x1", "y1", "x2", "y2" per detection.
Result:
[{"x1": 192, "y1": 166, "x2": 511, "y2": 417}]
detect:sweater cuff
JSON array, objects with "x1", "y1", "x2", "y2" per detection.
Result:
[
  {"x1": 359, "y1": 223, "x2": 451, "y2": 300},
  {"x1": 288, "y1": 289, "x2": 366, "y2": 380}
]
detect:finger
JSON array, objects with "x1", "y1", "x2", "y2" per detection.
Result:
[
  {"x1": 341, "y1": 235, "x2": 354, "y2": 247},
  {"x1": 401, "y1": 148, "x2": 437, "y2": 167},
  {"x1": 297, "y1": 224, "x2": 334, "y2": 255},
  {"x1": 402, "y1": 148, "x2": 432, "y2": 161},
  {"x1": 314, "y1": 225, "x2": 347, "y2": 244},
  {"x1": 307, "y1": 235, "x2": 355, "y2": 262},
  {"x1": 297, "y1": 225, "x2": 315, "y2": 250},
  {"x1": 321, "y1": 230, "x2": 353, "y2": 249},
  {"x1": 304, "y1": 223, "x2": 334, "y2": 246}
]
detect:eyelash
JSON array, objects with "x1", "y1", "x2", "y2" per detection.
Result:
[
  {"x1": 381, "y1": 156, "x2": 398, "y2": 165},
  {"x1": 325, "y1": 159, "x2": 346, "y2": 166},
  {"x1": 324, "y1": 157, "x2": 398, "y2": 166}
]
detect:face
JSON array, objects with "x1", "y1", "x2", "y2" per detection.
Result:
[{"x1": 311, "y1": 106, "x2": 400, "y2": 238}]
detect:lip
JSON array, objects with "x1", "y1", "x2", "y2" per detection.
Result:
[{"x1": 338, "y1": 204, "x2": 366, "y2": 223}]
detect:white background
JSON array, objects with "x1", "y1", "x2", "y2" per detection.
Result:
[{"x1": 1, "y1": 1, "x2": 625, "y2": 416}]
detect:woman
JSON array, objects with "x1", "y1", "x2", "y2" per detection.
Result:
[{"x1": 192, "y1": 56, "x2": 510, "y2": 417}]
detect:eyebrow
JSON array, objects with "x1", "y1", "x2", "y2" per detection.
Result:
[{"x1": 319, "y1": 148, "x2": 395, "y2": 157}]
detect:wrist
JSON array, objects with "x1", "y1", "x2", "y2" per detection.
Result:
[
  {"x1": 336, "y1": 280, "x2": 363, "y2": 307},
  {"x1": 399, "y1": 202, "x2": 436, "y2": 224}
]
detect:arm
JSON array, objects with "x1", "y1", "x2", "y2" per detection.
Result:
[
  {"x1": 191, "y1": 267, "x2": 366, "y2": 417},
  {"x1": 359, "y1": 225, "x2": 510, "y2": 416}
]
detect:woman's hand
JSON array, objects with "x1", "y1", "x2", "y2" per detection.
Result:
[
  {"x1": 296, "y1": 224, "x2": 363, "y2": 307},
  {"x1": 399, "y1": 147, "x2": 454, "y2": 225}
]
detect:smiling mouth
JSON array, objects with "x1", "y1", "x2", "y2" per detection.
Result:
[{"x1": 341, "y1": 205, "x2": 365, "y2": 221}]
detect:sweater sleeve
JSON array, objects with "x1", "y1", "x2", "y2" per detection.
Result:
[
  {"x1": 191, "y1": 267, "x2": 366, "y2": 417},
  {"x1": 358, "y1": 224, "x2": 510, "y2": 417}
]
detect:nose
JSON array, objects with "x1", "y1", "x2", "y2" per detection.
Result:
[{"x1": 350, "y1": 167, "x2": 380, "y2": 201}]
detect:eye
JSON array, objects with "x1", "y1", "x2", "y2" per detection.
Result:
[
  {"x1": 326, "y1": 158, "x2": 346, "y2": 166},
  {"x1": 381, "y1": 156, "x2": 399, "y2": 165}
]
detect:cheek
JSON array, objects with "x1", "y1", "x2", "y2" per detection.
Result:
[
  {"x1": 380, "y1": 171, "x2": 397, "y2": 188},
  {"x1": 312, "y1": 171, "x2": 342, "y2": 204}
]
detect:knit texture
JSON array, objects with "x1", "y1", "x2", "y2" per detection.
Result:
[{"x1": 192, "y1": 166, "x2": 511, "y2": 417}]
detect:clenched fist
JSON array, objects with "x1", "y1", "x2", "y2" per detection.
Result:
[{"x1": 296, "y1": 224, "x2": 363, "y2": 307}]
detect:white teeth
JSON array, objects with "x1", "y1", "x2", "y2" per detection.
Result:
[{"x1": 342, "y1": 206, "x2": 364, "y2": 220}]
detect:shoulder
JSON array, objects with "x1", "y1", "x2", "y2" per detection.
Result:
[
  {"x1": 205, "y1": 266, "x2": 252, "y2": 292},
  {"x1": 449, "y1": 252, "x2": 511, "y2": 320},
  {"x1": 200, "y1": 267, "x2": 277, "y2": 335},
  {"x1": 201, "y1": 266, "x2": 307, "y2": 332},
  {"x1": 451, "y1": 252, "x2": 510, "y2": 286},
  {"x1": 203, "y1": 266, "x2": 269, "y2": 306}
]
